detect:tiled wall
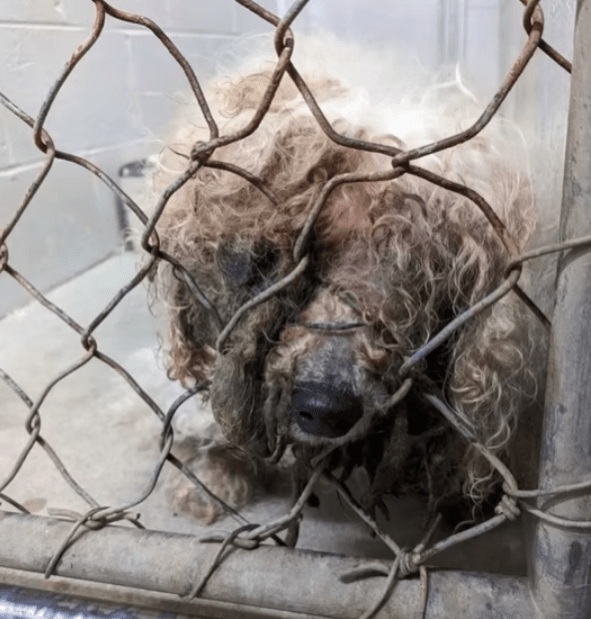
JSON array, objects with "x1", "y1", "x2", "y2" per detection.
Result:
[
  {"x1": 0, "y1": 0, "x2": 575, "y2": 316},
  {"x1": 0, "y1": 0, "x2": 278, "y2": 317}
]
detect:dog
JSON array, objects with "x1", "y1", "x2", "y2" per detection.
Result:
[{"x1": 149, "y1": 40, "x2": 544, "y2": 526}]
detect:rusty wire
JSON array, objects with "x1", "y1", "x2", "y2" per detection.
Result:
[{"x1": 0, "y1": 0, "x2": 588, "y2": 618}]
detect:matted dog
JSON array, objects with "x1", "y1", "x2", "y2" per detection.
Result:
[{"x1": 151, "y1": 40, "x2": 543, "y2": 526}]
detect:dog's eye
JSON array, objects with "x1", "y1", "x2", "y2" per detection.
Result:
[
  {"x1": 220, "y1": 251, "x2": 251, "y2": 287},
  {"x1": 219, "y1": 242, "x2": 280, "y2": 293}
]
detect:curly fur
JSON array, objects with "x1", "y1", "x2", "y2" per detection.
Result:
[{"x1": 151, "y1": 41, "x2": 542, "y2": 522}]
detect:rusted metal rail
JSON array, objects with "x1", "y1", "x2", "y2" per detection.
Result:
[{"x1": 0, "y1": 512, "x2": 536, "y2": 619}]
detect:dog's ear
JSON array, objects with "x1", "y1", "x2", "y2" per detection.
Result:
[
  {"x1": 166, "y1": 286, "x2": 217, "y2": 385},
  {"x1": 448, "y1": 292, "x2": 538, "y2": 500},
  {"x1": 209, "y1": 350, "x2": 268, "y2": 453}
]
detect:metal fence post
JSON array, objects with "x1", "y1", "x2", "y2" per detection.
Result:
[{"x1": 530, "y1": 1, "x2": 591, "y2": 617}]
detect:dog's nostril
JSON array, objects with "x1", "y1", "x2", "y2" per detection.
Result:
[{"x1": 291, "y1": 382, "x2": 363, "y2": 438}]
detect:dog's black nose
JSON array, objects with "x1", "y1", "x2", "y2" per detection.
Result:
[{"x1": 291, "y1": 382, "x2": 363, "y2": 438}]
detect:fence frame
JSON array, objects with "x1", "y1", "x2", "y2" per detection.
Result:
[
  {"x1": 528, "y1": 0, "x2": 591, "y2": 617},
  {"x1": 0, "y1": 510, "x2": 535, "y2": 618}
]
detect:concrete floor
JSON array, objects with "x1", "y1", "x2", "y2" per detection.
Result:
[{"x1": 0, "y1": 253, "x2": 527, "y2": 576}]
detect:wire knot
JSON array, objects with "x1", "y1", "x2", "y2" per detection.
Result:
[
  {"x1": 199, "y1": 523, "x2": 263, "y2": 550},
  {"x1": 398, "y1": 550, "x2": 421, "y2": 578},
  {"x1": 190, "y1": 140, "x2": 214, "y2": 164},
  {"x1": 495, "y1": 494, "x2": 520, "y2": 521}
]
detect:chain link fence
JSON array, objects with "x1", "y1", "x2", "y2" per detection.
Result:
[{"x1": 1, "y1": 0, "x2": 590, "y2": 617}]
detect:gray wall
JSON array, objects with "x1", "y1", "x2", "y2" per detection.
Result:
[
  {"x1": 0, "y1": 0, "x2": 575, "y2": 317},
  {"x1": 0, "y1": 0, "x2": 280, "y2": 317}
]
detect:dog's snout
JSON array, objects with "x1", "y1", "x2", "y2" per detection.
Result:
[{"x1": 291, "y1": 382, "x2": 363, "y2": 438}]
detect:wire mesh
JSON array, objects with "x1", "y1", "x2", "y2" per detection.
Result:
[{"x1": 0, "y1": 1, "x2": 587, "y2": 617}]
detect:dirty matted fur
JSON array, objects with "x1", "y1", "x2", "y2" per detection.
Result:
[{"x1": 151, "y1": 43, "x2": 542, "y2": 524}]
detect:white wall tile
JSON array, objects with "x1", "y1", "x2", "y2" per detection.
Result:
[
  {"x1": 0, "y1": 158, "x2": 121, "y2": 317},
  {"x1": 166, "y1": 0, "x2": 237, "y2": 33},
  {"x1": 0, "y1": 26, "x2": 145, "y2": 162},
  {"x1": 234, "y1": 0, "x2": 281, "y2": 33},
  {"x1": 0, "y1": 0, "x2": 69, "y2": 24},
  {"x1": 100, "y1": 0, "x2": 171, "y2": 30},
  {"x1": 60, "y1": 0, "x2": 103, "y2": 27}
]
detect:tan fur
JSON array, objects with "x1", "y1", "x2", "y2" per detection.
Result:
[{"x1": 152, "y1": 51, "x2": 541, "y2": 522}]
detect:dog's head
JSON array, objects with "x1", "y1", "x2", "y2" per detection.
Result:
[{"x1": 154, "y1": 68, "x2": 537, "y2": 507}]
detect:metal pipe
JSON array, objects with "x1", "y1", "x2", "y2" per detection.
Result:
[
  {"x1": 0, "y1": 512, "x2": 535, "y2": 618},
  {"x1": 0, "y1": 584, "x2": 173, "y2": 619},
  {"x1": 529, "y1": 1, "x2": 591, "y2": 617}
]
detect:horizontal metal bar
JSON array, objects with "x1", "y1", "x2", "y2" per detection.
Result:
[
  {"x1": 0, "y1": 512, "x2": 535, "y2": 619},
  {"x1": 0, "y1": 584, "x2": 180, "y2": 619},
  {"x1": 0, "y1": 566, "x2": 323, "y2": 619}
]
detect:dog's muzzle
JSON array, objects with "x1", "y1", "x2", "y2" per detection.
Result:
[{"x1": 290, "y1": 382, "x2": 363, "y2": 438}]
